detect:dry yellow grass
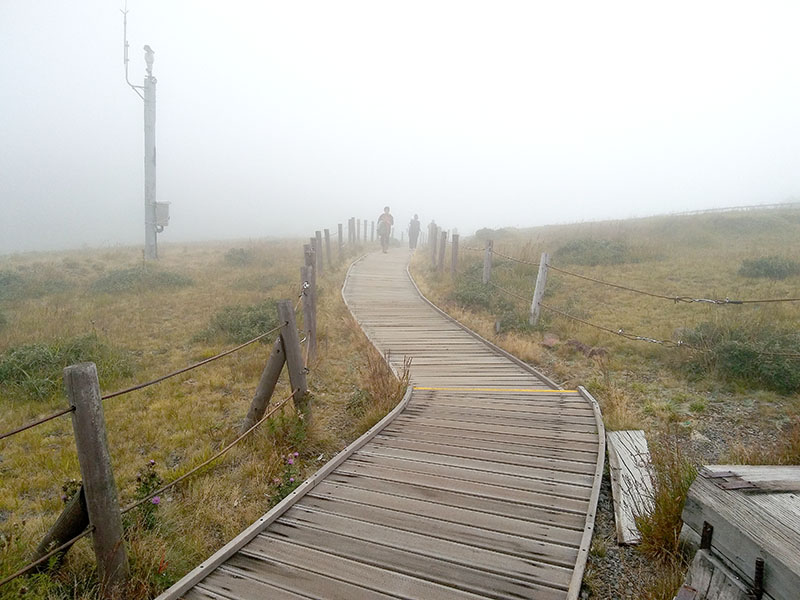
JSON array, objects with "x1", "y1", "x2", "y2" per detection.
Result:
[{"x1": 0, "y1": 237, "x2": 402, "y2": 599}]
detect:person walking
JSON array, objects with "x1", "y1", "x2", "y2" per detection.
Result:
[
  {"x1": 377, "y1": 206, "x2": 394, "y2": 253},
  {"x1": 408, "y1": 214, "x2": 420, "y2": 249}
]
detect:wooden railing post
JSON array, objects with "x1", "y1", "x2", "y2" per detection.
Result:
[
  {"x1": 430, "y1": 225, "x2": 439, "y2": 267},
  {"x1": 324, "y1": 228, "x2": 332, "y2": 268},
  {"x1": 451, "y1": 233, "x2": 459, "y2": 276},
  {"x1": 276, "y1": 300, "x2": 309, "y2": 423},
  {"x1": 64, "y1": 363, "x2": 128, "y2": 596},
  {"x1": 530, "y1": 252, "x2": 549, "y2": 325},
  {"x1": 363, "y1": 219, "x2": 368, "y2": 242},
  {"x1": 337, "y1": 223, "x2": 343, "y2": 260},
  {"x1": 300, "y1": 264, "x2": 317, "y2": 363},
  {"x1": 348, "y1": 218, "x2": 354, "y2": 244},
  {"x1": 356, "y1": 219, "x2": 361, "y2": 242},
  {"x1": 239, "y1": 337, "x2": 286, "y2": 433},
  {"x1": 437, "y1": 230, "x2": 447, "y2": 274},
  {"x1": 32, "y1": 486, "x2": 89, "y2": 571},
  {"x1": 303, "y1": 245, "x2": 317, "y2": 313},
  {"x1": 482, "y1": 239, "x2": 493, "y2": 284},
  {"x1": 315, "y1": 231, "x2": 323, "y2": 275}
]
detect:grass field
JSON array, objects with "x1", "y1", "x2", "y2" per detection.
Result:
[
  {"x1": 0, "y1": 237, "x2": 405, "y2": 599},
  {"x1": 410, "y1": 206, "x2": 800, "y2": 598}
]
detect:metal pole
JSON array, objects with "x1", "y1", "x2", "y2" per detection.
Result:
[{"x1": 143, "y1": 47, "x2": 157, "y2": 259}]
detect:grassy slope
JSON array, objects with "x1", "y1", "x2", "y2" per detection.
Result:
[{"x1": 0, "y1": 239, "x2": 403, "y2": 599}]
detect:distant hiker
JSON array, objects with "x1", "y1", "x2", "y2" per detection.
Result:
[
  {"x1": 377, "y1": 206, "x2": 394, "y2": 253},
  {"x1": 408, "y1": 214, "x2": 421, "y2": 249}
]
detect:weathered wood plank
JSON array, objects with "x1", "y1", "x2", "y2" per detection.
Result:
[{"x1": 607, "y1": 430, "x2": 654, "y2": 544}]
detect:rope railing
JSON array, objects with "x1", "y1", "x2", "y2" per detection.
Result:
[
  {"x1": 491, "y1": 248, "x2": 540, "y2": 267},
  {"x1": 547, "y1": 264, "x2": 800, "y2": 305},
  {"x1": 0, "y1": 324, "x2": 287, "y2": 443},
  {"x1": 121, "y1": 389, "x2": 298, "y2": 514}
]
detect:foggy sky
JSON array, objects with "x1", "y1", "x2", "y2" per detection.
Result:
[{"x1": 2, "y1": 1, "x2": 799, "y2": 254}]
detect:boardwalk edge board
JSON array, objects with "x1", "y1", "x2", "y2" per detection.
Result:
[
  {"x1": 569, "y1": 386, "x2": 606, "y2": 600},
  {"x1": 155, "y1": 397, "x2": 413, "y2": 597},
  {"x1": 404, "y1": 263, "x2": 563, "y2": 390}
]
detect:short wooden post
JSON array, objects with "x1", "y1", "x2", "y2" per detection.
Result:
[
  {"x1": 530, "y1": 252, "x2": 549, "y2": 325},
  {"x1": 348, "y1": 218, "x2": 354, "y2": 244},
  {"x1": 363, "y1": 219, "x2": 367, "y2": 242},
  {"x1": 356, "y1": 219, "x2": 361, "y2": 242},
  {"x1": 324, "y1": 228, "x2": 332, "y2": 268},
  {"x1": 482, "y1": 239, "x2": 493, "y2": 284},
  {"x1": 64, "y1": 363, "x2": 129, "y2": 595},
  {"x1": 300, "y1": 264, "x2": 317, "y2": 363},
  {"x1": 370, "y1": 221, "x2": 375, "y2": 242},
  {"x1": 303, "y1": 245, "x2": 317, "y2": 313},
  {"x1": 32, "y1": 486, "x2": 89, "y2": 571},
  {"x1": 337, "y1": 223, "x2": 343, "y2": 259},
  {"x1": 315, "y1": 231, "x2": 323, "y2": 275},
  {"x1": 451, "y1": 233, "x2": 459, "y2": 276},
  {"x1": 430, "y1": 225, "x2": 438, "y2": 267},
  {"x1": 239, "y1": 338, "x2": 286, "y2": 433},
  {"x1": 276, "y1": 300, "x2": 309, "y2": 422},
  {"x1": 437, "y1": 230, "x2": 447, "y2": 273}
]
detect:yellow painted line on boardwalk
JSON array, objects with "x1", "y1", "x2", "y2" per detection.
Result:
[{"x1": 413, "y1": 387, "x2": 578, "y2": 393}]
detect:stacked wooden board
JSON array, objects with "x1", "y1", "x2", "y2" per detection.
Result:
[{"x1": 157, "y1": 248, "x2": 604, "y2": 600}]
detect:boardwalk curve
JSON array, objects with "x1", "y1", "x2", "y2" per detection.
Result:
[{"x1": 157, "y1": 249, "x2": 604, "y2": 600}]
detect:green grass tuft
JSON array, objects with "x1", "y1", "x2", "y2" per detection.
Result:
[
  {"x1": 739, "y1": 255, "x2": 800, "y2": 279},
  {"x1": 91, "y1": 267, "x2": 193, "y2": 294},
  {"x1": 0, "y1": 334, "x2": 133, "y2": 401},
  {"x1": 554, "y1": 238, "x2": 637, "y2": 266},
  {"x1": 199, "y1": 301, "x2": 279, "y2": 344}
]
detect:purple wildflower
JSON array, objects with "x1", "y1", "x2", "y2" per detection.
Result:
[
  {"x1": 149, "y1": 459, "x2": 155, "y2": 466},
  {"x1": 151, "y1": 496, "x2": 160, "y2": 505},
  {"x1": 293, "y1": 452, "x2": 299, "y2": 458},
  {"x1": 289, "y1": 477, "x2": 295, "y2": 483},
  {"x1": 287, "y1": 458, "x2": 294, "y2": 465}
]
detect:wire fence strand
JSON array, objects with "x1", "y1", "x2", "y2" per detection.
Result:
[
  {"x1": 0, "y1": 526, "x2": 95, "y2": 589},
  {"x1": 121, "y1": 389, "x2": 298, "y2": 514},
  {"x1": 0, "y1": 407, "x2": 75, "y2": 442},
  {"x1": 548, "y1": 264, "x2": 800, "y2": 305},
  {"x1": 102, "y1": 323, "x2": 286, "y2": 401}
]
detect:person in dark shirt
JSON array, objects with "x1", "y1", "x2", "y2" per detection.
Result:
[
  {"x1": 408, "y1": 214, "x2": 420, "y2": 249},
  {"x1": 377, "y1": 206, "x2": 394, "y2": 253}
]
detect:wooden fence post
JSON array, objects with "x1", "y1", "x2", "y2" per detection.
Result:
[
  {"x1": 64, "y1": 363, "x2": 129, "y2": 596},
  {"x1": 32, "y1": 486, "x2": 89, "y2": 571},
  {"x1": 337, "y1": 223, "x2": 343, "y2": 260},
  {"x1": 356, "y1": 219, "x2": 361, "y2": 242},
  {"x1": 530, "y1": 252, "x2": 549, "y2": 325},
  {"x1": 437, "y1": 230, "x2": 447, "y2": 274},
  {"x1": 303, "y1": 245, "x2": 317, "y2": 313},
  {"x1": 348, "y1": 218, "x2": 354, "y2": 244},
  {"x1": 276, "y1": 300, "x2": 309, "y2": 423},
  {"x1": 239, "y1": 338, "x2": 286, "y2": 433},
  {"x1": 363, "y1": 219, "x2": 367, "y2": 242},
  {"x1": 315, "y1": 231, "x2": 323, "y2": 275},
  {"x1": 324, "y1": 228, "x2": 332, "y2": 268},
  {"x1": 300, "y1": 264, "x2": 317, "y2": 363},
  {"x1": 451, "y1": 233, "x2": 459, "y2": 276},
  {"x1": 370, "y1": 221, "x2": 375, "y2": 242},
  {"x1": 430, "y1": 225, "x2": 438, "y2": 267},
  {"x1": 482, "y1": 239, "x2": 493, "y2": 284}
]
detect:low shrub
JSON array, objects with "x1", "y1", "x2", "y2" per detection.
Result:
[
  {"x1": 223, "y1": 248, "x2": 255, "y2": 266},
  {"x1": 200, "y1": 301, "x2": 278, "y2": 343},
  {"x1": 0, "y1": 334, "x2": 133, "y2": 401},
  {"x1": 554, "y1": 239, "x2": 634, "y2": 266},
  {"x1": 635, "y1": 432, "x2": 697, "y2": 562},
  {"x1": 449, "y1": 276, "x2": 492, "y2": 310},
  {"x1": 681, "y1": 321, "x2": 800, "y2": 394},
  {"x1": 91, "y1": 267, "x2": 193, "y2": 294},
  {"x1": 738, "y1": 256, "x2": 800, "y2": 279},
  {"x1": 0, "y1": 270, "x2": 25, "y2": 301}
]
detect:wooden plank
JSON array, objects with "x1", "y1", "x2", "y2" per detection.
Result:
[
  {"x1": 682, "y1": 470, "x2": 800, "y2": 600},
  {"x1": 607, "y1": 430, "x2": 654, "y2": 544}
]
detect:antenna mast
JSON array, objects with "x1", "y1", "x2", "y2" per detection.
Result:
[{"x1": 121, "y1": 3, "x2": 161, "y2": 259}]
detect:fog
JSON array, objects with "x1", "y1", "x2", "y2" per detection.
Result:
[{"x1": 2, "y1": 1, "x2": 799, "y2": 254}]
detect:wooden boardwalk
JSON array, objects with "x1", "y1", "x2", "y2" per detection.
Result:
[{"x1": 158, "y1": 249, "x2": 604, "y2": 600}]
